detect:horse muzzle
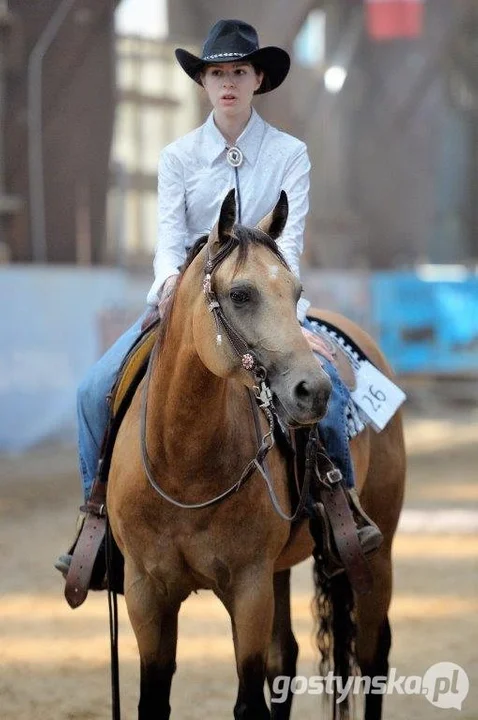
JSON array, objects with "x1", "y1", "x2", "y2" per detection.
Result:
[{"x1": 271, "y1": 368, "x2": 332, "y2": 428}]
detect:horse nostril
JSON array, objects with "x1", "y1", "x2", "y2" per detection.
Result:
[
  {"x1": 294, "y1": 376, "x2": 331, "y2": 410},
  {"x1": 295, "y1": 380, "x2": 311, "y2": 400}
]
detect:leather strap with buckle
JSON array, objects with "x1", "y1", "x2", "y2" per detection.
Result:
[
  {"x1": 313, "y1": 452, "x2": 373, "y2": 595},
  {"x1": 64, "y1": 477, "x2": 108, "y2": 609}
]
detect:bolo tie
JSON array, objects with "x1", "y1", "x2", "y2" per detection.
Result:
[{"x1": 226, "y1": 146, "x2": 243, "y2": 223}]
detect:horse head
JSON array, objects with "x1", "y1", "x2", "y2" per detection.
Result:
[{"x1": 189, "y1": 189, "x2": 331, "y2": 427}]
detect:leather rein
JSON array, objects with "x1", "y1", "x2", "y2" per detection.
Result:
[{"x1": 140, "y1": 245, "x2": 316, "y2": 522}]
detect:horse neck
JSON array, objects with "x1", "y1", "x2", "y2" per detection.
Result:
[{"x1": 145, "y1": 303, "x2": 250, "y2": 476}]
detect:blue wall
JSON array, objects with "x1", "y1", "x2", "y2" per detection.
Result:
[{"x1": 1, "y1": 266, "x2": 149, "y2": 452}]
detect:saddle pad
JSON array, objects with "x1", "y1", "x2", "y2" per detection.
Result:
[
  {"x1": 306, "y1": 315, "x2": 405, "y2": 435},
  {"x1": 306, "y1": 316, "x2": 365, "y2": 373},
  {"x1": 306, "y1": 315, "x2": 370, "y2": 439}
]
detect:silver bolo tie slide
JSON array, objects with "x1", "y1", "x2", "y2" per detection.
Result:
[
  {"x1": 226, "y1": 146, "x2": 243, "y2": 222},
  {"x1": 226, "y1": 146, "x2": 243, "y2": 167}
]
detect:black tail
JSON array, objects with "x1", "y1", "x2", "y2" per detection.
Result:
[{"x1": 312, "y1": 557, "x2": 359, "y2": 719}]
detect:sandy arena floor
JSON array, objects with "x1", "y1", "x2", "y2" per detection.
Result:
[{"x1": 0, "y1": 407, "x2": 477, "y2": 719}]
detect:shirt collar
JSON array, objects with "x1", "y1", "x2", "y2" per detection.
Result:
[{"x1": 201, "y1": 108, "x2": 265, "y2": 167}]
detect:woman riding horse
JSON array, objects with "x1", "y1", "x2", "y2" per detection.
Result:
[
  {"x1": 107, "y1": 191, "x2": 406, "y2": 720},
  {"x1": 55, "y1": 19, "x2": 381, "y2": 587}
]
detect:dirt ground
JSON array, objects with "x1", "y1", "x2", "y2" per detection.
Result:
[{"x1": 1, "y1": 405, "x2": 477, "y2": 719}]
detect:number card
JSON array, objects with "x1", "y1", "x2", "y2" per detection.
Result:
[{"x1": 351, "y1": 360, "x2": 406, "y2": 432}]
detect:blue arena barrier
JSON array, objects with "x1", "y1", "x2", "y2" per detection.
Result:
[{"x1": 371, "y1": 270, "x2": 478, "y2": 375}]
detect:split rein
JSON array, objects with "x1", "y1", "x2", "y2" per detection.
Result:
[{"x1": 140, "y1": 246, "x2": 318, "y2": 522}]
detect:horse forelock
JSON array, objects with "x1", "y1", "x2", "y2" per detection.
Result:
[
  {"x1": 228, "y1": 225, "x2": 289, "y2": 275},
  {"x1": 157, "y1": 226, "x2": 289, "y2": 348}
]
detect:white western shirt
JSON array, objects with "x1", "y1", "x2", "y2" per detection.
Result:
[{"x1": 147, "y1": 108, "x2": 311, "y2": 319}]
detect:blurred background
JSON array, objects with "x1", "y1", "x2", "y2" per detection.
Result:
[{"x1": 0, "y1": 1, "x2": 477, "y2": 719}]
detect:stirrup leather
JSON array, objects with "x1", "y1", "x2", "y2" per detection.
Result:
[
  {"x1": 309, "y1": 457, "x2": 381, "y2": 594},
  {"x1": 64, "y1": 477, "x2": 108, "y2": 608}
]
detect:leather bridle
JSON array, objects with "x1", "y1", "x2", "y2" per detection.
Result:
[{"x1": 140, "y1": 243, "x2": 316, "y2": 521}]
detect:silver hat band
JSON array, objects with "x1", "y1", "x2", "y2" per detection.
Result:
[{"x1": 202, "y1": 52, "x2": 249, "y2": 60}]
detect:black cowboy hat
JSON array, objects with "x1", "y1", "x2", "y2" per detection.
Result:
[{"x1": 175, "y1": 19, "x2": 290, "y2": 94}]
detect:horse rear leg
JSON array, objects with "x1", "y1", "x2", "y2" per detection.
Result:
[
  {"x1": 355, "y1": 549, "x2": 393, "y2": 720},
  {"x1": 223, "y1": 569, "x2": 275, "y2": 719},
  {"x1": 124, "y1": 565, "x2": 179, "y2": 720},
  {"x1": 266, "y1": 569, "x2": 299, "y2": 720}
]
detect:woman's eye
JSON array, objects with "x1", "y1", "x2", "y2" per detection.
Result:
[
  {"x1": 230, "y1": 290, "x2": 249, "y2": 305},
  {"x1": 235, "y1": 68, "x2": 246, "y2": 75},
  {"x1": 211, "y1": 69, "x2": 221, "y2": 77}
]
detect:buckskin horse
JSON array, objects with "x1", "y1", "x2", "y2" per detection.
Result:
[{"x1": 106, "y1": 190, "x2": 406, "y2": 720}]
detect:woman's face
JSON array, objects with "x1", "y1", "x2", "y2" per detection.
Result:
[{"x1": 201, "y1": 62, "x2": 264, "y2": 117}]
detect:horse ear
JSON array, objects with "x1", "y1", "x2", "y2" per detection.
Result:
[
  {"x1": 208, "y1": 189, "x2": 236, "y2": 255},
  {"x1": 218, "y1": 189, "x2": 236, "y2": 238},
  {"x1": 256, "y1": 191, "x2": 288, "y2": 240}
]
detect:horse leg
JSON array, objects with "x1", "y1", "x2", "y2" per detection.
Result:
[
  {"x1": 355, "y1": 548, "x2": 393, "y2": 720},
  {"x1": 138, "y1": 607, "x2": 178, "y2": 720},
  {"x1": 266, "y1": 569, "x2": 299, "y2": 720},
  {"x1": 124, "y1": 565, "x2": 179, "y2": 720},
  {"x1": 223, "y1": 569, "x2": 275, "y2": 720}
]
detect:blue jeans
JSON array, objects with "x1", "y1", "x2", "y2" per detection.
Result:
[
  {"x1": 303, "y1": 318, "x2": 354, "y2": 488},
  {"x1": 77, "y1": 313, "x2": 354, "y2": 501},
  {"x1": 77, "y1": 311, "x2": 147, "y2": 500}
]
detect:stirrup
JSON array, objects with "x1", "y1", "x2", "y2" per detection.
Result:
[
  {"x1": 347, "y1": 488, "x2": 383, "y2": 554},
  {"x1": 312, "y1": 492, "x2": 383, "y2": 581},
  {"x1": 53, "y1": 511, "x2": 85, "y2": 579},
  {"x1": 312, "y1": 501, "x2": 345, "y2": 579}
]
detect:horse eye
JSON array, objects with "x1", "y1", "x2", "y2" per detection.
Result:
[{"x1": 230, "y1": 289, "x2": 249, "y2": 305}]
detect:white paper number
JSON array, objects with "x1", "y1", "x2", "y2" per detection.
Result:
[{"x1": 351, "y1": 360, "x2": 406, "y2": 432}]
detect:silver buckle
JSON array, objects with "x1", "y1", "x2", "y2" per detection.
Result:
[{"x1": 326, "y1": 469, "x2": 342, "y2": 485}]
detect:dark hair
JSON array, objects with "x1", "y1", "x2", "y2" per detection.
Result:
[{"x1": 251, "y1": 62, "x2": 270, "y2": 93}]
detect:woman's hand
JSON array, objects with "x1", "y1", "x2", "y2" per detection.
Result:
[
  {"x1": 158, "y1": 274, "x2": 179, "y2": 317},
  {"x1": 301, "y1": 327, "x2": 335, "y2": 364}
]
